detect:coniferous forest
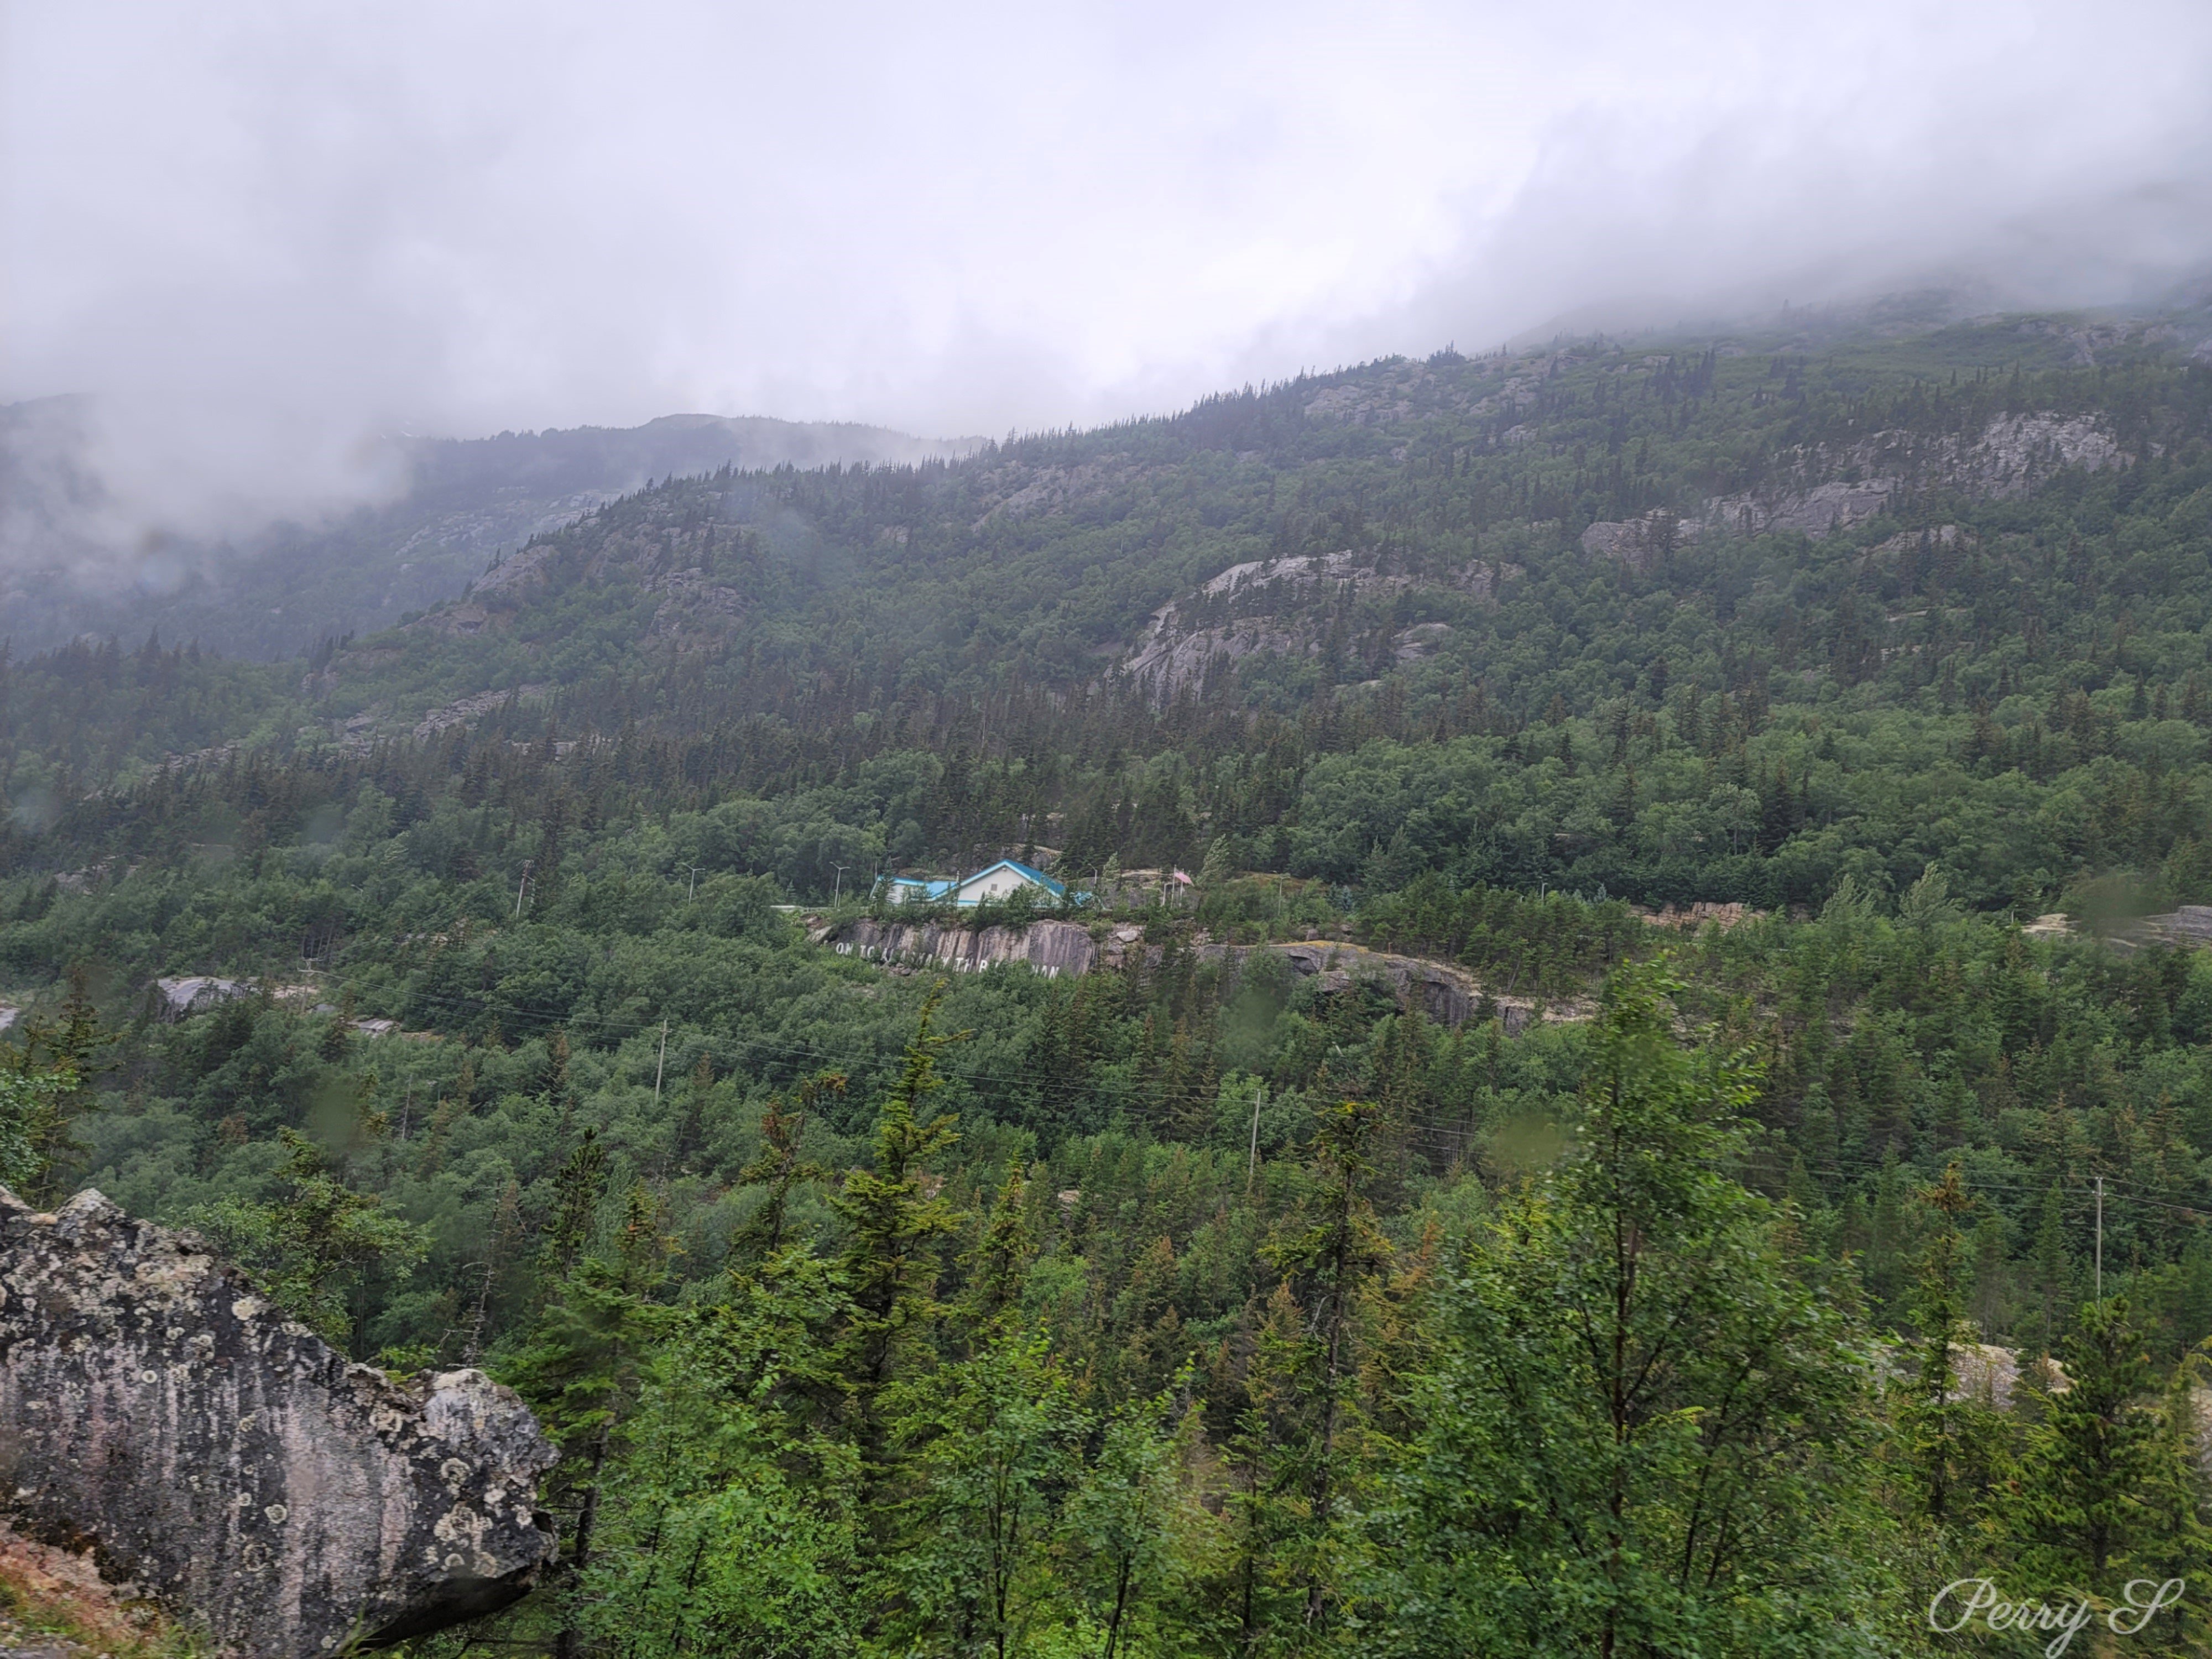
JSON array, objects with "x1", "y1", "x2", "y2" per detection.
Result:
[{"x1": 11, "y1": 299, "x2": 2212, "y2": 1653}]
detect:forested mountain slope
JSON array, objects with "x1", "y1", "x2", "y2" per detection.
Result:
[
  {"x1": 21, "y1": 295, "x2": 2212, "y2": 912},
  {"x1": 8, "y1": 295, "x2": 2212, "y2": 1656},
  {"x1": 0, "y1": 404, "x2": 984, "y2": 660}
]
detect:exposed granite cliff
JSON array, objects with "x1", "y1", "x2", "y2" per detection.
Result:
[
  {"x1": 1113, "y1": 549, "x2": 1517, "y2": 701},
  {"x1": 1248, "y1": 938, "x2": 1550, "y2": 1030},
  {"x1": 1699, "y1": 410, "x2": 2128, "y2": 542},
  {"x1": 823, "y1": 919, "x2": 1564, "y2": 1030},
  {"x1": 2131, "y1": 906, "x2": 2212, "y2": 948},
  {"x1": 0, "y1": 1186, "x2": 557, "y2": 1657},
  {"x1": 827, "y1": 916, "x2": 1103, "y2": 978}
]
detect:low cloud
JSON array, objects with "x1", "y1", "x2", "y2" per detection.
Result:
[{"x1": 5, "y1": 0, "x2": 2210, "y2": 558}]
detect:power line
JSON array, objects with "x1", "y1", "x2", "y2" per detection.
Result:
[{"x1": 295, "y1": 975, "x2": 2212, "y2": 1224}]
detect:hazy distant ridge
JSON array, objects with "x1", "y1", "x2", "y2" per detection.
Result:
[{"x1": 0, "y1": 409, "x2": 986, "y2": 659}]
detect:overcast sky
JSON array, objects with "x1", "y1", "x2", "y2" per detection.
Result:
[{"x1": 6, "y1": 0, "x2": 2212, "y2": 532}]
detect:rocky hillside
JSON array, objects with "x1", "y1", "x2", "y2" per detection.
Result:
[
  {"x1": 0, "y1": 406, "x2": 984, "y2": 661},
  {"x1": 825, "y1": 915, "x2": 1566, "y2": 1029},
  {"x1": 18, "y1": 285, "x2": 2212, "y2": 920},
  {"x1": 1111, "y1": 401, "x2": 2134, "y2": 699},
  {"x1": 275, "y1": 293, "x2": 2212, "y2": 752},
  {"x1": 17, "y1": 289, "x2": 2212, "y2": 1659}
]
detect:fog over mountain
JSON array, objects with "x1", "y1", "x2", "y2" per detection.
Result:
[
  {"x1": 0, "y1": 399, "x2": 984, "y2": 656},
  {"x1": 20, "y1": 12, "x2": 2212, "y2": 1644},
  {"x1": 4, "y1": 0, "x2": 2212, "y2": 622}
]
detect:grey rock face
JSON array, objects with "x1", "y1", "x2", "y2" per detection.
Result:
[
  {"x1": 1699, "y1": 409, "x2": 2129, "y2": 544},
  {"x1": 2122, "y1": 907, "x2": 2212, "y2": 954},
  {"x1": 832, "y1": 916, "x2": 1100, "y2": 978},
  {"x1": 0, "y1": 1186, "x2": 557, "y2": 1657},
  {"x1": 825, "y1": 920, "x2": 1564, "y2": 1030},
  {"x1": 1580, "y1": 512, "x2": 1702, "y2": 573},
  {"x1": 152, "y1": 975, "x2": 252, "y2": 1021},
  {"x1": 1705, "y1": 478, "x2": 1898, "y2": 540},
  {"x1": 1226, "y1": 940, "x2": 1571, "y2": 1031}
]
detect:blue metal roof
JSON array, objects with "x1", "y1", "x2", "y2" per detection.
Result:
[
  {"x1": 880, "y1": 860, "x2": 1069, "y2": 902},
  {"x1": 881, "y1": 875, "x2": 957, "y2": 898}
]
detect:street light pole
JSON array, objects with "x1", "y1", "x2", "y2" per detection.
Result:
[{"x1": 833, "y1": 864, "x2": 849, "y2": 906}]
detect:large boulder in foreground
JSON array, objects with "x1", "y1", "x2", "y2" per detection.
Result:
[{"x1": 0, "y1": 1186, "x2": 557, "y2": 1657}]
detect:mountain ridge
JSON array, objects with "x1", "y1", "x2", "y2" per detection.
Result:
[
  {"x1": 298, "y1": 298, "x2": 2208, "y2": 727},
  {"x1": 14, "y1": 284, "x2": 2211, "y2": 670},
  {"x1": 0, "y1": 405, "x2": 986, "y2": 660}
]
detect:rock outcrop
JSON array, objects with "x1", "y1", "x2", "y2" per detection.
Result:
[
  {"x1": 830, "y1": 916, "x2": 1101, "y2": 978},
  {"x1": 824, "y1": 919, "x2": 1568, "y2": 1030},
  {"x1": 1705, "y1": 478, "x2": 1898, "y2": 540},
  {"x1": 1115, "y1": 549, "x2": 1514, "y2": 701},
  {"x1": 1953, "y1": 1342, "x2": 2065, "y2": 1409},
  {"x1": 1699, "y1": 410, "x2": 2128, "y2": 544},
  {"x1": 410, "y1": 684, "x2": 554, "y2": 742},
  {"x1": 0, "y1": 1186, "x2": 557, "y2": 1657},
  {"x1": 2132, "y1": 906, "x2": 2212, "y2": 949},
  {"x1": 1247, "y1": 940, "x2": 1531, "y2": 1028},
  {"x1": 1580, "y1": 512, "x2": 1702, "y2": 573},
  {"x1": 1635, "y1": 900, "x2": 1762, "y2": 931},
  {"x1": 152, "y1": 976, "x2": 253, "y2": 1021}
]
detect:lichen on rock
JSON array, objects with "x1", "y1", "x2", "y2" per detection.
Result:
[{"x1": 0, "y1": 1185, "x2": 557, "y2": 1657}]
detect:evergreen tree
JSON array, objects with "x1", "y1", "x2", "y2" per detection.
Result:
[
  {"x1": 888, "y1": 1333, "x2": 1080, "y2": 1659},
  {"x1": 1062, "y1": 1383, "x2": 1223, "y2": 1659},
  {"x1": 2031, "y1": 1180, "x2": 2074, "y2": 1357},
  {"x1": 1894, "y1": 1162, "x2": 2010, "y2": 1530},
  {"x1": 1378, "y1": 960, "x2": 1887, "y2": 1657},
  {"x1": 1262, "y1": 1097, "x2": 1391, "y2": 1634},
  {"x1": 0, "y1": 1063, "x2": 74, "y2": 1198},
  {"x1": 8, "y1": 965, "x2": 111, "y2": 1205},
  {"x1": 564, "y1": 1263, "x2": 862, "y2": 1658},
  {"x1": 187, "y1": 1128, "x2": 426, "y2": 1351},
  {"x1": 2018, "y1": 1297, "x2": 2174, "y2": 1583},
  {"x1": 731, "y1": 1072, "x2": 842, "y2": 1265},
  {"x1": 510, "y1": 1181, "x2": 676, "y2": 1659},
  {"x1": 830, "y1": 985, "x2": 966, "y2": 1538}
]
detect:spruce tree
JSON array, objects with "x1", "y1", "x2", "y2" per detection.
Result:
[
  {"x1": 730, "y1": 1072, "x2": 841, "y2": 1266},
  {"x1": 1379, "y1": 959, "x2": 1886, "y2": 1656},
  {"x1": 830, "y1": 985, "x2": 965, "y2": 1533},
  {"x1": 1262, "y1": 1096, "x2": 1391, "y2": 1634},
  {"x1": 1896, "y1": 1161, "x2": 2005, "y2": 1528},
  {"x1": 511, "y1": 1181, "x2": 675, "y2": 1659},
  {"x1": 2019, "y1": 1296, "x2": 2166, "y2": 1582}
]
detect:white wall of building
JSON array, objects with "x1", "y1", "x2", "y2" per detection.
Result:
[{"x1": 953, "y1": 866, "x2": 1034, "y2": 904}]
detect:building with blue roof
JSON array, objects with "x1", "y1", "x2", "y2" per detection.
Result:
[{"x1": 878, "y1": 859, "x2": 1079, "y2": 908}]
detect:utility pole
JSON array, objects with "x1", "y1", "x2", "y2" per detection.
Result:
[
  {"x1": 2094, "y1": 1174, "x2": 2104, "y2": 1301},
  {"x1": 1248, "y1": 1083, "x2": 1265, "y2": 1185},
  {"x1": 686, "y1": 865, "x2": 701, "y2": 901},
  {"x1": 654, "y1": 1020, "x2": 669, "y2": 1106},
  {"x1": 514, "y1": 859, "x2": 533, "y2": 920}
]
